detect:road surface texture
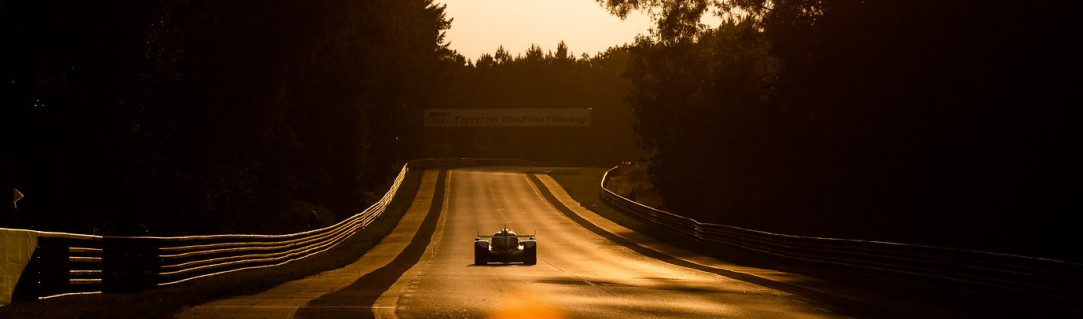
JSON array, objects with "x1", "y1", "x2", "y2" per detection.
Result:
[{"x1": 178, "y1": 167, "x2": 961, "y2": 318}]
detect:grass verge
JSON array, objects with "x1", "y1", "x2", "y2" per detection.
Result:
[{"x1": 0, "y1": 168, "x2": 426, "y2": 319}]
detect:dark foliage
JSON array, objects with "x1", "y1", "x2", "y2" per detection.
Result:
[
  {"x1": 2, "y1": 0, "x2": 455, "y2": 235},
  {"x1": 603, "y1": 0, "x2": 1083, "y2": 261}
]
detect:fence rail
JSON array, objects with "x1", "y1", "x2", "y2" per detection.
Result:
[
  {"x1": 4, "y1": 158, "x2": 532, "y2": 303},
  {"x1": 598, "y1": 166, "x2": 1083, "y2": 311}
]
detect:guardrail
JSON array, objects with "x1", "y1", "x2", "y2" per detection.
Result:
[
  {"x1": 599, "y1": 166, "x2": 1083, "y2": 311},
  {"x1": 3, "y1": 158, "x2": 532, "y2": 304}
]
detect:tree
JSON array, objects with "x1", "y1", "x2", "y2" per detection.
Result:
[
  {"x1": 599, "y1": 0, "x2": 1083, "y2": 261},
  {"x1": 3, "y1": 0, "x2": 455, "y2": 235},
  {"x1": 435, "y1": 44, "x2": 637, "y2": 165}
]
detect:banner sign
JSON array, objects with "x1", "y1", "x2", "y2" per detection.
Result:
[
  {"x1": 1, "y1": 229, "x2": 37, "y2": 306},
  {"x1": 424, "y1": 108, "x2": 591, "y2": 127}
]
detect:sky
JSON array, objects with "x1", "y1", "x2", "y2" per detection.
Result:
[{"x1": 437, "y1": 0, "x2": 655, "y2": 60}]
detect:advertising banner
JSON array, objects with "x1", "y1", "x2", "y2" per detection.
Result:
[{"x1": 1, "y1": 228, "x2": 37, "y2": 306}]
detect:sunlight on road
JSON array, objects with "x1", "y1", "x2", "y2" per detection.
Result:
[{"x1": 487, "y1": 289, "x2": 565, "y2": 319}]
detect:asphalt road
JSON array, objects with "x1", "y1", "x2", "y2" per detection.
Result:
[
  {"x1": 378, "y1": 167, "x2": 845, "y2": 319},
  {"x1": 179, "y1": 166, "x2": 960, "y2": 318}
]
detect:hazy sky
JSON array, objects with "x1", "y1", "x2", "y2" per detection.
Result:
[{"x1": 437, "y1": 0, "x2": 654, "y2": 60}]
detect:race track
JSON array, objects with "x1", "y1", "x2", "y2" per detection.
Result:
[{"x1": 179, "y1": 167, "x2": 959, "y2": 318}]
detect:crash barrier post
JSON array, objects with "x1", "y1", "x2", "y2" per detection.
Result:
[
  {"x1": 0, "y1": 158, "x2": 533, "y2": 306},
  {"x1": 598, "y1": 166, "x2": 1083, "y2": 311}
]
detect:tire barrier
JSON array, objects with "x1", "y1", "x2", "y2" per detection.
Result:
[
  {"x1": 0, "y1": 158, "x2": 532, "y2": 306},
  {"x1": 598, "y1": 166, "x2": 1083, "y2": 312}
]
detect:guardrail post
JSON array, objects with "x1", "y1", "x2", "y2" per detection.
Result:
[{"x1": 102, "y1": 237, "x2": 160, "y2": 292}]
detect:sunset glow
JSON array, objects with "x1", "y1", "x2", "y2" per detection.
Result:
[{"x1": 438, "y1": 0, "x2": 653, "y2": 59}]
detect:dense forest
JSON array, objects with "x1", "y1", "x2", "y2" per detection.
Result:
[
  {"x1": 601, "y1": 0, "x2": 1082, "y2": 261},
  {"x1": 2, "y1": 0, "x2": 456, "y2": 235},
  {"x1": 431, "y1": 43, "x2": 637, "y2": 165}
]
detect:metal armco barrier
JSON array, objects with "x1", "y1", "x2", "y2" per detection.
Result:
[
  {"x1": 599, "y1": 166, "x2": 1083, "y2": 311},
  {"x1": 2, "y1": 158, "x2": 532, "y2": 304}
]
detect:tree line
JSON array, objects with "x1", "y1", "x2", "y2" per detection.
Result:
[
  {"x1": 600, "y1": 0, "x2": 1082, "y2": 261},
  {"x1": 431, "y1": 43, "x2": 638, "y2": 166},
  {"x1": 2, "y1": 0, "x2": 455, "y2": 235}
]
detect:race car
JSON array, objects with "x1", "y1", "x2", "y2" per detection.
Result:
[{"x1": 475, "y1": 227, "x2": 536, "y2": 265}]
